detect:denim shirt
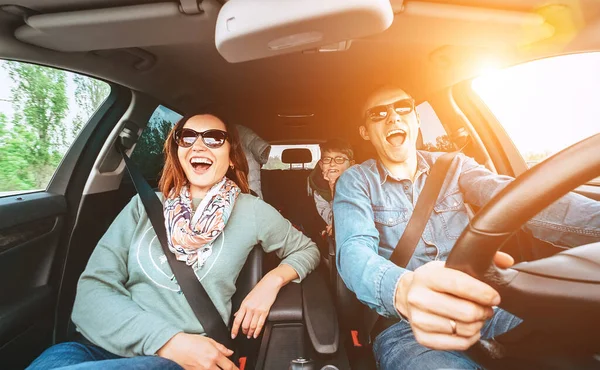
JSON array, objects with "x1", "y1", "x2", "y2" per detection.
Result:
[{"x1": 333, "y1": 151, "x2": 600, "y2": 318}]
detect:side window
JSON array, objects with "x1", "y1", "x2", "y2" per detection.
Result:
[
  {"x1": 472, "y1": 52, "x2": 600, "y2": 184},
  {"x1": 416, "y1": 101, "x2": 452, "y2": 152},
  {"x1": 0, "y1": 60, "x2": 110, "y2": 197},
  {"x1": 262, "y1": 144, "x2": 321, "y2": 170},
  {"x1": 130, "y1": 105, "x2": 182, "y2": 181}
]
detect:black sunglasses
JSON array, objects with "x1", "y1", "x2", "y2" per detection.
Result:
[
  {"x1": 321, "y1": 156, "x2": 350, "y2": 164},
  {"x1": 174, "y1": 128, "x2": 229, "y2": 148},
  {"x1": 366, "y1": 98, "x2": 415, "y2": 122}
]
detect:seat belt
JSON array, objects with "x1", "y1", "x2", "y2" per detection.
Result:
[
  {"x1": 118, "y1": 147, "x2": 234, "y2": 350},
  {"x1": 367, "y1": 151, "x2": 459, "y2": 342},
  {"x1": 389, "y1": 151, "x2": 459, "y2": 267}
]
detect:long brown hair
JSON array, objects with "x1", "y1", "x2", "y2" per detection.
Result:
[{"x1": 159, "y1": 114, "x2": 250, "y2": 197}]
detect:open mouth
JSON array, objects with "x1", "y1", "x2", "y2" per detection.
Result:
[
  {"x1": 190, "y1": 157, "x2": 213, "y2": 173},
  {"x1": 386, "y1": 129, "x2": 407, "y2": 147}
]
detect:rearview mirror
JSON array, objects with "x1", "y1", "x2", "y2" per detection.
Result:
[{"x1": 215, "y1": 0, "x2": 394, "y2": 63}]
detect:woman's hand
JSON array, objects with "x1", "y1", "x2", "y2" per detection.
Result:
[
  {"x1": 231, "y1": 265, "x2": 299, "y2": 339},
  {"x1": 394, "y1": 252, "x2": 514, "y2": 351},
  {"x1": 157, "y1": 332, "x2": 238, "y2": 370}
]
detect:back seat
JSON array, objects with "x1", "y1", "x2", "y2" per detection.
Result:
[{"x1": 260, "y1": 149, "x2": 326, "y2": 260}]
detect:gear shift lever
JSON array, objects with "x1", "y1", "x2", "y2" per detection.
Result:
[
  {"x1": 289, "y1": 358, "x2": 315, "y2": 370},
  {"x1": 289, "y1": 358, "x2": 340, "y2": 370}
]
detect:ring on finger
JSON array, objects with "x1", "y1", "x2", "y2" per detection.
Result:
[{"x1": 449, "y1": 319, "x2": 457, "y2": 336}]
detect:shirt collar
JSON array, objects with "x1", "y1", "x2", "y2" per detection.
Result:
[{"x1": 377, "y1": 151, "x2": 431, "y2": 185}]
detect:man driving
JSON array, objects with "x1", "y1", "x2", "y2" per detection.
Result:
[{"x1": 333, "y1": 86, "x2": 600, "y2": 369}]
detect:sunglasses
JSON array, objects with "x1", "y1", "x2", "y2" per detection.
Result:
[
  {"x1": 174, "y1": 128, "x2": 229, "y2": 148},
  {"x1": 366, "y1": 98, "x2": 415, "y2": 122},
  {"x1": 321, "y1": 156, "x2": 350, "y2": 165}
]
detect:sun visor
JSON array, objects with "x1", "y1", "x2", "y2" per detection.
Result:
[
  {"x1": 215, "y1": 0, "x2": 394, "y2": 63},
  {"x1": 14, "y1": 2, "x2": 218, "y2": 52}
]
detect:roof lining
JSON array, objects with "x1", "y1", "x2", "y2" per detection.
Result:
[{"x1": 15, "y1": 1, "x2": 220, "y2": 52}]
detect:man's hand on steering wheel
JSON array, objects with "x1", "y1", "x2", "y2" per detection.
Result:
[{"x1": 395, "y1": 252, "x2": 514, "y2": 351}]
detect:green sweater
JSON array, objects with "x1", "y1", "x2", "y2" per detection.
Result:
[{"x1": 71, "y1": 193, "x2": 320, "y2": 357}]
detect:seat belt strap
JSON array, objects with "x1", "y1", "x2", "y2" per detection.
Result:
[
  {"x1": 389, "y1": 151, "x2": 459, "y2": 267},
  {"x1": 119, "y1": 148, "x2": 233, "y2": 349}
]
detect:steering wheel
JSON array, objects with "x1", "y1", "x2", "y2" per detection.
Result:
[{"x1": 445, "y1": 133, "x2": 600, "y2": 356}]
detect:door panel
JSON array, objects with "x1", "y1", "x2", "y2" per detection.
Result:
[
  {"x1": 0, "y1": 68, "x2": 130, "y2": 367},
  {"x1": 0, "y1": 194, "x2": 66, "y2": 369}
]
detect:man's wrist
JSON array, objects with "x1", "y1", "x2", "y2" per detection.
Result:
[{"x1": 395, "y1": 271, "x2": 414, "y2": 319}]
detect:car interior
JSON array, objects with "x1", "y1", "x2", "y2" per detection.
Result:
[{"x1": 0, "y1": 0, "x2": 599, "y2": 369}]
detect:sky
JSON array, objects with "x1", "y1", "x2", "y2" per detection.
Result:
[{"x1": 472, "y1": 52, "x2": 600, "y2": 158}]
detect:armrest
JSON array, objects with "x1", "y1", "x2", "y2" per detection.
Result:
[
  {"x1": 302, "y1": 272, "x2": 339, "y2": 355},
  {"x1": 267, "y1": 282, "x2": 302, "y2": 322}
]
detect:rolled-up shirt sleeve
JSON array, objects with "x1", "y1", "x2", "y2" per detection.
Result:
[
  {"x1": 459, "y1": 155, "x2": 600, "y2": 247},
  {"x1": 333, "y1": 168, "x2": 405, "y2": 318}
]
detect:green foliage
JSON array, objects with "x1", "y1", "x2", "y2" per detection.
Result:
[
  {"x1": 72, "y1": 75, "x2": 110, "y2": 135},
  {"x1": 262, "y1": 155, "x2": 289, "y2": 170},
  {"x1": 131, "y1": 117, "x2": 174, "y2": 183},
  {"x1": 523, "y1": 150, "x2": 553, "y2": 166},
  {"x1": 0, "y1": 62, "x2": 69, "y2": 191},
  {"x1": 0, "y1": 112, "x2": 7, "y2": 144},
  {"x1": 0, "y1": 62, "x2": 109, "y2": 193}
]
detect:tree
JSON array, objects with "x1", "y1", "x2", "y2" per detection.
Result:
[
  {"x1": 261, "y1": 155, "x2": 289, "y2": 170},
  {"x1": 0, "y1": 62, "x2": 68, "y2": 191},
  {"x1": 72, "y1": 76, "x2": 110, "y2": 135},
  {"x1": 0, "y1": 112, "x2": 7, "y2": 145},
  {"x1": 422, "y1": 134, "x2": 455, "y2": 152},
  {"x1": 131, "y1": 118, "x2": 174, "y2": 183}
]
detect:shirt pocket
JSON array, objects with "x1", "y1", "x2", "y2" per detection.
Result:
[
  {"x1": 373, "y1": 207, "x2": 408, "y2": 226},
  {"x1": 433, "y1": 191, "x2": 468, "y2": 240}
]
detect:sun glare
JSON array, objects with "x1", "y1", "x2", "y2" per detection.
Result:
[{"x1": 472, "y1": 52, "x2": 600, "y2": 166}]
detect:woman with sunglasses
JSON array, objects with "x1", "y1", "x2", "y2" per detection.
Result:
[{"x1": 27, "y1": 114, "x2": 320, "y2": 370}]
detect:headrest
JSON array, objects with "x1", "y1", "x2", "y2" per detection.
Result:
[{"x1": 282, "y1": 148, "x2": 312, "y2": 164}]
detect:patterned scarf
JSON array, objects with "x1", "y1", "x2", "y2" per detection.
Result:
[{"x1": 164, "y1": 178, "x2": 240, "y2": 269}]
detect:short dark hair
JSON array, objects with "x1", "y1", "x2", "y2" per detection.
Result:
[{"x1": 320, "y1": 138, "x2": 354, "y2": 160}]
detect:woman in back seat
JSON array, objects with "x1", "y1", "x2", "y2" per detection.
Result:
[{"x1": 27, "y1": 114, "x2": 319, "y2": 370}]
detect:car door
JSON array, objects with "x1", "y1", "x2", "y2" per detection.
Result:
[{"x1": 0, "y1": 59, "x2": 130, "y2": 369}]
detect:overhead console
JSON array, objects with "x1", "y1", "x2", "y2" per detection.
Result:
[
  {"x1": 14, "y1": 0, "x2": 220, "y2": 52},
  {"x1": 215, "y1": 0, "x2": 394, "y2": 63}
]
